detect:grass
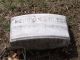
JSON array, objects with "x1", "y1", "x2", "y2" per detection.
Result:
[
  {"x1": 0, "y1": 0, "x2": 79, "y2": 32},
  {"x1": 0, "y1": 0, "x2": 80, "y2": 60}
]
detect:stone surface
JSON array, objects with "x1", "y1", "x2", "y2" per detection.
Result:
[{"x1": 10, "y1": 14, "x2": 70, "y2": 49}]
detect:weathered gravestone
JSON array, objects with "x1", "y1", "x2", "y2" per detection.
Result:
[{"x1": 10, "y1": 14, "x2": 70, "y2": 49}]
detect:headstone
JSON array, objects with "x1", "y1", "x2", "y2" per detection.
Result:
[{"x1": 10, "y1": 14, "x2": 70, "y2": 49}]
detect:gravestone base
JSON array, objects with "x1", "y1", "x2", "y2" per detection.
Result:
[{"x1": 11, "y1": 38, "x2": 70, "y2": 49}]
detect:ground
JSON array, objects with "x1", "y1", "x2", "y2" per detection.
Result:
[{"x1": 0, "y1": 0, "x2": 80, "y2": 60}]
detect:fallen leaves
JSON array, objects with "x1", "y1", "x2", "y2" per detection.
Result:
[{"x1": 8, "y1": 53, "x2": 19, "y2": 60}]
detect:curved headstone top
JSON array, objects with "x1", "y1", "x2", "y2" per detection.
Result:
[{"x1": 10, "y1": 14, "x2": 70, "y2": 49}]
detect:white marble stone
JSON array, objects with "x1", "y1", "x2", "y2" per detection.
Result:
[{"x1": 10, "y1": 14, "x2": 70, "y2": 49}]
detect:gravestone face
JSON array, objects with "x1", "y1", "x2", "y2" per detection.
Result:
[{"x1": 10, "y1": 14, "x2": 70, "y2": 49}]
